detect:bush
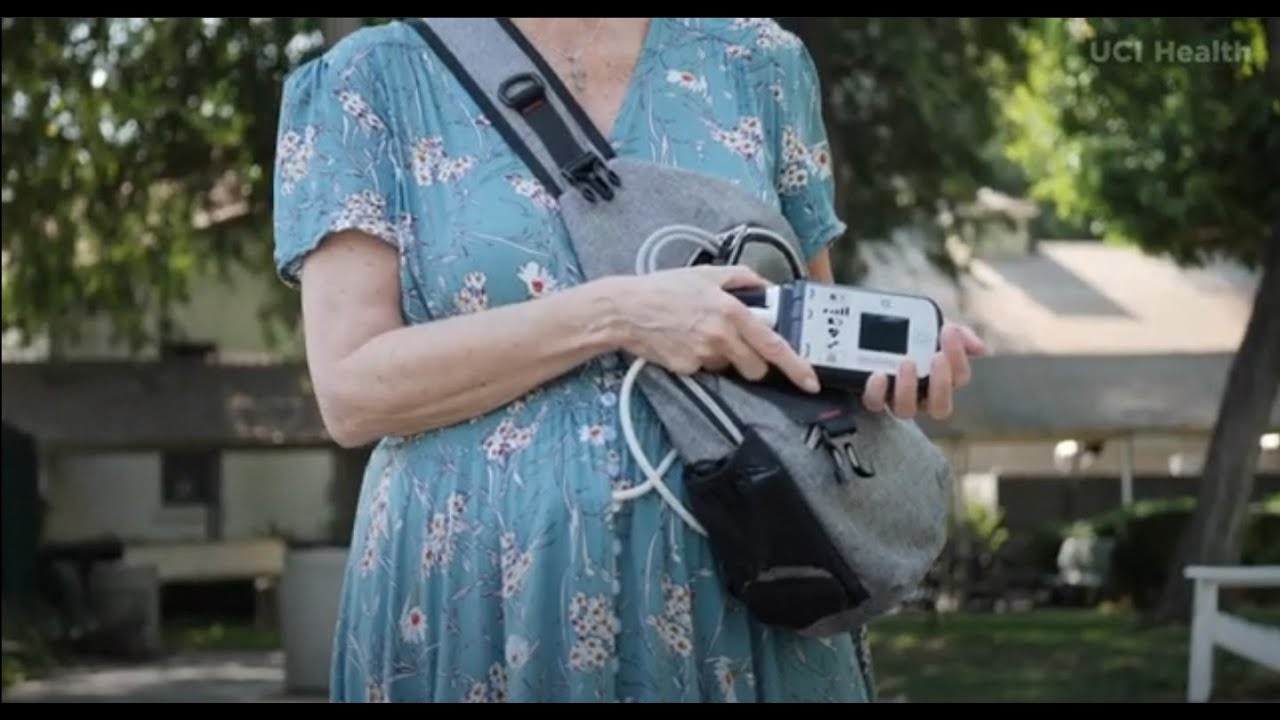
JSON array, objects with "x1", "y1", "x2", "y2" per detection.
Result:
[{"x1": 1041, "y1": 494, "x2": 1280, "y2": 610}]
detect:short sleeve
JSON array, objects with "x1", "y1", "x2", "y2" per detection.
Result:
[
  {"x1": 271, "y1": 37, "x2": 405, "y2": 287},
  {"x1": 770, "y1": 39, "x2": 846, "y2": 261}
]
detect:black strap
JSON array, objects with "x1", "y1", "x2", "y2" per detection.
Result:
[
  {"x1": 495, "y1": 72, "x2": 621, "y2": 203},
  {"x1": 398, "y1": 18, "x2": 561, "y2": 196},
  {"x1": 399, "y1": 18, "x2": 620, "y2": 204},
  {"x1": 495, "y1": 18, "x2": 616, "y2": 161}
]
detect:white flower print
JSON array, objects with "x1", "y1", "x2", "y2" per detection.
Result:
[
  {"x1": 578, "y1": 424, "x2": 609, "y2": 446},
  {"x1": 464, "y1": 681, "x2": 488, "y2": 703},
  {"x1": 366, "y1": 678, "x2": 387, "y2": 703},
  {"x1": 411, "y1": 135, "x2": 476, "y2": 186},
  {"x1": 709, "y1": 117, "x2": 764, "y2": 160},
  {"x1": 454, "y1": 271, "x2": 489, "y2": 314},
  {"x1": 777, "y1": 127, "x2": 833, "y2": 195},
  {"x1": 710, "y1": 656, "x2": 756, "y2": 703},
  {"x1": 411, "y1": 136, "x2": 445, "y2": 185},
  {"x1": 462, "y1": 663, "x2": 509, "y2": 703},
  {"x1": 359, "y1": 464, "x2": 393, "y2": 577},
  {"x1": 567, "y1": 592, "x2": 621, "y2": 672},
  {"x1": 487, "y1": 662, "x2": 509, "y2": 702},
  {"x1": 516, "y1": 261, "x2": 558, "y2": 298},
  {"x1": 481, "y1": 418, "x2": 537, "y2": 463},
  {"x1": 505, "y1": 173, "x2": 558, "y2": 211},
  {"x1": 730, "y1": 18, "x2": 802, "y2": 50},
  {"x1": 666, "y1": 69, "x2": 708, "y2": 95},
  {"x1": 421, "y1": 491, "x2": 469, "y2": 575},
  {"x1": 725, "y1": 44, "x2": 753, "y2": 61},
  {"x1": 499, "y1": 532, "x2": 534, "y2": 599},
  {"x1": 505, "y1": 635, "x2": 533, "y2": 670},
  {"x1": 400, "y1": 605, "x2": 427, "y2": 643},
  {"x1": 330, "y1": 190, "x2": 414, "y2": 252},
  {"x1": 336, "y1": 89, "x2": 386, "y2": 132},
  {"x1": 276, "y1": 126, "x2": 316, "y2": 195},
  {"x1": 647, "y1": 575, "x2": 694, "y2": 658}
]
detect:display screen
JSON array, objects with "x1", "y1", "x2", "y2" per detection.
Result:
[{"x1": 858, "y1": 312, "x2": 910, "y2": 354}]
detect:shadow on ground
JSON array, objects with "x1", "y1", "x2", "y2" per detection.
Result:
[{"x1": 2, "y1": 651, "x2": 324, "y2": 703}]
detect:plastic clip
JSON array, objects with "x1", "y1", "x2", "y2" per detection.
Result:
[{"x1": 562, "y1": 151, "x2": 621, "y2": 203}]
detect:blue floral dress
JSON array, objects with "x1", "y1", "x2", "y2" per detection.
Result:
[{"x1": 272, "y1": 17, "x2": 874, "y2": 703}]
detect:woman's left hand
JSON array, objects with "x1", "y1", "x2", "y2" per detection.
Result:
[{"x1": 860, "y1": 323, "x2": 987, "y2": 420}]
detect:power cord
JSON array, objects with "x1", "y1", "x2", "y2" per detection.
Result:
[{"x1": 611, "y1": 223, "x2": 807, "y2": 536}]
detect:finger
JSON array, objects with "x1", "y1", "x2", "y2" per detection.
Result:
[
  {"x1": 941, "y1": 325, "x2": 972, "y2": 388},
  {"x1": 894, "y1": 361, "x2": 918, "y2": 419},
  {"x1": 720, "y1": 333, "x2": 769, "y2": 381},
  {"x1": 709, "y1": 265, "x2": 767, "y2": 290},
  {"x1": 927, "y1": 352, "x2": 953, "y2": 420},
  {"x1": 737, "y1": 315, "x2": 820, "y2": 393},
  {"x1": 702, "y1": 356, "x2": 731, "y2": 373},
  {"x1": 957, "y1": 323, "x2": 988, "y2": 356},
  {"x1": 862, "y1": 372, "x2": 890, "y2": 413}
]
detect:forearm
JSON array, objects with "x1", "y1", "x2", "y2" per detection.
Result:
[{"x1": 318, "y1": 277, "x2": 631, "y2": 446}]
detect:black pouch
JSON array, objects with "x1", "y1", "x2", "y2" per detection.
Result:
[{"x1": 684, "y1": 425, "x2": 868, "y2": 630}]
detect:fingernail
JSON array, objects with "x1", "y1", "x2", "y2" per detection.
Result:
[{"x1": 804, "y1": 376, "x2": 821, "y2": 393}]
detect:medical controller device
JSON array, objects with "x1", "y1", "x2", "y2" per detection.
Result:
[{"x1": 732, "y1": 281, "x2": 944, "y2": 397}]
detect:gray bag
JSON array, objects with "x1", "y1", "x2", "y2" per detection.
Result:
[{"x1": 405, "y1": 17, "x2": 953, "y2": 636}]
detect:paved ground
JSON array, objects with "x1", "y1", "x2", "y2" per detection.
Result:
[{"x1": 2, "y1": 651, "x2": 325, "y2": 703}]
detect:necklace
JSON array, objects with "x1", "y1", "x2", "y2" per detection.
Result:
[{"x1": 546, "y1": 19, "x2": 606, "y2": 92}]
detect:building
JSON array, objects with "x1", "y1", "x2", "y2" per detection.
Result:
[{"x1": 4, "y1": 204, "x2": 1278, "y2": 598}]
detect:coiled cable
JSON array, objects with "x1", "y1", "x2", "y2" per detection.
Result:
[{"x1": 611, "y1": 223, "x2": 806, "y2": 536}]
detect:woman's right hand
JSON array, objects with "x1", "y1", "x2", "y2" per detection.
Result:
[{"x1": 610, "y1": 266, "x2": 821, "y2": 394}]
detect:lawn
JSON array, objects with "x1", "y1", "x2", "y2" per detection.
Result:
[{"x1": 868, "y1": 608, "x2": 1280, "y2": 703}]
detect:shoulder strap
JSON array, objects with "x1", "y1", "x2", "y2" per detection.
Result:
[{"x1": 399, "y1": 17, "x2": 621, "y2": 203}]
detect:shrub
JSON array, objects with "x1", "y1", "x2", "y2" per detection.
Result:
[{"x1": 1039, "y1": 494, "x2": 1280, "y2": 609}]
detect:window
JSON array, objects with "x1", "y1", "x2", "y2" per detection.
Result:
[
  {"x1": 161, "y1": 450, "x2": 220, "y2": 507},
  {"x1": 159, "y1": 340, "x2": 221, "y2": 508}
]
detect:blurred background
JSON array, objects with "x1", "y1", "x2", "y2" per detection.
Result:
[{"x1": 1, "y1": 16, "x2": 1277, "y2": 703}]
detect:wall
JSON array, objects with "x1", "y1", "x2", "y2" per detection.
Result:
[
  {"x1": 40, "y1": 449, "x2": 335, "y2": 545},
  {"x1": 951, "y1": 434, "x2": 1280, "y2": 536},
  {"x1": 958, "y1": 434, "x2": 1280, "y2": 479},
  {"x1": 7, "y1": 255, "x2": 337, "y2": 548}
]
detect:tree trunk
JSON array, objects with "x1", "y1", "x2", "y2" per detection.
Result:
[{"x1": 1145, "y1": 224, "x2": 1280, "y2": 625}]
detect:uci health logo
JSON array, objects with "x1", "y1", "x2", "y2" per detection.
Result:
[{"x1": 1088, "y1": 37, "x2": 1254, "y2": 64}]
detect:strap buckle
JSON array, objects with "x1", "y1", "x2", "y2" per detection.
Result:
[
  {"x1": 498, "y1": 72, "x2": 547, "y2": 115},
  {"x1": 562, "y1": 151, "x2": 621, "y2": 203},
  {"x1": 805, "y1": 424, "x2": 876, "y2": 483}
]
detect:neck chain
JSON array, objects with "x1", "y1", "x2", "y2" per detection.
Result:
[{"x1": 546, "y1": 19, "x2": 606, "y2": 92}]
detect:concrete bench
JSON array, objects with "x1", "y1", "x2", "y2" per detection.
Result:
[{"x1": 1184, "y1": 564, "x2": 1280, "y2": 703}]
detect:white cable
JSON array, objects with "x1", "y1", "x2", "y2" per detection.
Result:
[
  {"x1": 609, "y1": 224, "x2": 736, "y2": 535},
  {"x1": 614, "y1": 357, "x2": 707, "y2": 536},
  {"x1": 609, "y1": 222, "x2": 805, "y2": 536}
]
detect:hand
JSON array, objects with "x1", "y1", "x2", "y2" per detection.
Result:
[
  {"x1": 612, "y1": 266, "x2": 822, "y2": 393},
  {"x1": 861, "y1": 323, "x2": 987, "y2": 420}
]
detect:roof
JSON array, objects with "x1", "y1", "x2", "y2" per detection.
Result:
[
  {"x1": 4, "y1": 353, "x2": 1275, "y2": 451},
  {"x1": 858, "y1": 238, "x2": 1259, "y2": 356},
  {"x1": 917, "y1": 352, "x2": 1280, "y2": 442},
  {"x1": 1, "y1": 360, "x2": 329, "y2": 451}
]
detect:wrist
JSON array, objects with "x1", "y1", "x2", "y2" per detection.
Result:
[{"x1": 567, "y1": 275, "x2": 636, "y2": 355}]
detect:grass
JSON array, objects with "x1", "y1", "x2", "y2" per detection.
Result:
[
  {"x1": 164, "y1": 620, "x2": 281, "y2": 653},
  {"x1": 11, "y1": 608, "x2": 1279, "y2": 702},
  {"x1": 868, "y1": 607, "x2": 1280, "y2": 703}
]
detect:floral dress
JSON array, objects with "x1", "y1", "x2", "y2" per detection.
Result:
[{"x1": 272, "y1": 17, "x2": 874, "y2": 703}]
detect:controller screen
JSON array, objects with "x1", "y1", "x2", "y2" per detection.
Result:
[{"x1": 858, "y1": 312, "x2": 910, "y2": 354}]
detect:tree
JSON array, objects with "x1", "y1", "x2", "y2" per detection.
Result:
[
  {"x1": 0, "y1": 18, "x2": 369, "y2": 353},
  {"x1": 998, "y1": 17, "x2": 1280, "y2": 623},
  {"x1": 779, "y1": 17, "x2": 1030, "y2": 282}
]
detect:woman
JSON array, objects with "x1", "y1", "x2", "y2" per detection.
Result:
[{"x1": 273, "y1": 17, "x2": 984, "y2": 703}]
